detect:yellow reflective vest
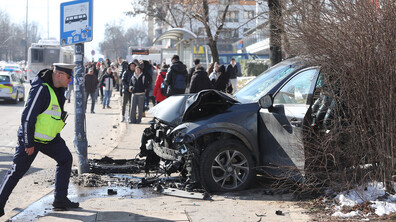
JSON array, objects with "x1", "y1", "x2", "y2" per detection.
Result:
[{"x1": 34, "y1": 83, "x2": 65, "y2": 143}]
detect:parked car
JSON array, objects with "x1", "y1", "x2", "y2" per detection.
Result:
[
  {"x1": 142, "y1": 57, "x2": 322, "y2": 192},
  {"x1": 0, "y1": 71, "x2": 25, "y2": 103},
  {"x1": 3, "y1": 64, "x2": 23, "y2": 79}
]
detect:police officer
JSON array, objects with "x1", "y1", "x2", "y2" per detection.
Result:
[{"x1": 0, "y1": 63, "x2": 79, "y2": 217}]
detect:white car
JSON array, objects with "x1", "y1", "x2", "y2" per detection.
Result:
[{"x1": 0, "y1": 71, "x2": 25, "y2": 103}]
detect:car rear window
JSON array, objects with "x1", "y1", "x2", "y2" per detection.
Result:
[{"x1": 0, "y1": 75, "x2": 10, "y2": 82}]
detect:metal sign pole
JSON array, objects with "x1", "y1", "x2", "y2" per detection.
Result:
[{"x1": 73, "y1": 43, "x2": 89, "y2": 174}]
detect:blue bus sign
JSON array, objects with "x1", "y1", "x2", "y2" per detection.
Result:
[{"x1": 60, "y1": 0, "x2": 93, "y2": 46}]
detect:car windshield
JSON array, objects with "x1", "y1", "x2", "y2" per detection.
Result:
[
  {"x1": 234, "y1": 60, "x2": 303, "y2": 103},
  {"x1": 0, "y1": 75, "x2": 10, "y2": 82}
]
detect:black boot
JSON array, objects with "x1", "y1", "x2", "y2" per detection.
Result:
[{"x1": 52, "y1": 197, "x2": 79, "y2": 209}]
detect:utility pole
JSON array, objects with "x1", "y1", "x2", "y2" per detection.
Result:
[
  {"x1": 74, "y1": 43, "x2": 89, "y2": 173},
  {"x1": 25, "y1": 0, "x2": 28, "y2": 66}
]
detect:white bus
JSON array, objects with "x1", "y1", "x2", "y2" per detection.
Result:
[{"x1": 27, "y1": 39, "x2": 74, "y2": 82}]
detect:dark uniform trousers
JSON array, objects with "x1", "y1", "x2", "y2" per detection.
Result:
[{"x1": 0, "y1": 135, "x2": 72, "y2": 207}]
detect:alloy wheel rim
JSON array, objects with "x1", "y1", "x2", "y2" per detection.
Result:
[{"x1": 211, "y1": 149, "x2": 250, "y2": 190}]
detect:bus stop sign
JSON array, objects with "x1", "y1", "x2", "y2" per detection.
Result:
[{"x1": 60, "y1": 0, "x2": 93, "y2": 46}]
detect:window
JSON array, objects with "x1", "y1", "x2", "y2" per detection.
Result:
[
  {"x1": 220, "y1": 28, "x2": 238, "y2": 38},
  {"x1": 31, "y1": 49, "x2": 44, "y2": 63},
  {"x1": 220, "y1": 11, "x2": 239, "y2": 23},
  {"x1": 244, "y1": 10, "x2": 255, "y2": 19},
  {"x1": 274, "y1": 69, "x2": 318, "y2": 105},
  {"x1": 0, "y1": 75, "x2": 10, "y2": 82}
]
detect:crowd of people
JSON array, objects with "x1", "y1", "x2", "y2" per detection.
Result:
[{"x1": 70, "y1": 54, "x2": 238, "y2": 124}]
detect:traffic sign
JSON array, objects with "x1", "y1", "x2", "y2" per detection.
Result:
[{"x1": 60, "y1": 0, "x2": 93, "y2": 46}]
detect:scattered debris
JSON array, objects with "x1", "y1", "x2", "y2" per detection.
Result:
[
  {"x1": 89, "y1": 156, "x2": 145, "y2": 174},
  {"x1": 275, "y1": 210, "x2": 283, "y2": 215},
  {"x1": 158, "y1": 188, "x2": 212, "y2": 200},
  {"x1": 107, "y1": 189, "x2": 117, "y2": 195}
]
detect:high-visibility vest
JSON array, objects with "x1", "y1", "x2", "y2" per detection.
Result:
[{"x1": 34, "y1": 83, "x2": 65, "y2": 143}]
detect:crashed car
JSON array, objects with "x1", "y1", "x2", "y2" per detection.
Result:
[{"x1": 142, "y1": 57, "x2": 322, "y2": 192}]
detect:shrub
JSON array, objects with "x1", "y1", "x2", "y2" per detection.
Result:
[{"x1": 240, "y1": 59, "x2": 269, "y2": 77}]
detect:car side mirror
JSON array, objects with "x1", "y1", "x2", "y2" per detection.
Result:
[{"x1": 259, "y1": 94, "x2": 273, "y2": 109}]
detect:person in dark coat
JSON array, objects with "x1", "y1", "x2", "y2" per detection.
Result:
[
  {"x1": 214, "y1": 64, "x2": 229, "y2": 93},
  {"x1": 129, "y1": 66, "x2": 150, "y2": 124},
  {"x1": 187, "y1": 59, "x2": 200, "y2": 91},
  {"x1": 84, "y1": 68, "x2": 99, "y2": 113},
  {"x1": 164, "y1": 55, "x2": 188, "y2": 97},
  {"x1": 189, "y1": 65, "x2": 211, "y2": 93},
  {"x1": 120, "y1": 62, "x2": 135, "y2": 122},
  {"x1": 226, "y1": 58, "x2": 238, "y2": 93}
]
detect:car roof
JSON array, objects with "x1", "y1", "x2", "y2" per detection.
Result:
[{"x1": 0, "y1": 71, "x2": 12, "y2": 76}]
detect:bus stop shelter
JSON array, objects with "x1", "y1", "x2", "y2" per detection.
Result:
[{"x1": 153, "y1": 28, "x2": 197, "y2": 67}]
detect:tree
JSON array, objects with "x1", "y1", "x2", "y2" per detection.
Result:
[
  {"x1": 0, "y1": 9, "x2": 40, "y2": 61},
  {"x1": 268, "y1": 0, "x2": 282, "y2": 66},
  {"x1": 99, "y1": 23, "x2": 149, "y2": 59},
  {"x1": 127, "y1": 0, "x2": 265, "y2": 63}
]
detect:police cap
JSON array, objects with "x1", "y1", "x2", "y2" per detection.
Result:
[{"x1": 53, "y1": 63, "x2": 76, "y2": 76}]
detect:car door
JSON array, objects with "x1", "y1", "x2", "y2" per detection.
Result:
[{"x1": 258, "y1": 68, "x2": 320, "y2": 177}]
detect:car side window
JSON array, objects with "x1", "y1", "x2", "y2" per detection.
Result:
[{"x1": 274, "y1": 69, "x2": 317, "y2": 105}]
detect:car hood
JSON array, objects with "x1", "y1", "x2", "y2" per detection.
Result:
[{"x1": 149, "y1": 90, "x2": 239, "y2": 126}]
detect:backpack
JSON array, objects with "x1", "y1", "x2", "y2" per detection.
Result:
[
  {"x1": 160, "y1": 73, "x2": 167, "y2": 96},
  {"x1": 173, "y1": 71, "x2": 186, "y2": 91}
]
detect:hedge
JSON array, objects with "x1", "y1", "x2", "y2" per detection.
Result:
[{"x1": 240, "y1": 59, "x2": 269, "y2": 77}]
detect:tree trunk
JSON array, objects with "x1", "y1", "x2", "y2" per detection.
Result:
[
  {"x1": 268, "y1": 0, "x2": 282, "y2": 66},
  {"x1": 209, "y1": 38, "x2": 219, "y2": 63}
]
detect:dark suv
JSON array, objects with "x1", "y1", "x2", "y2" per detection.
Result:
[{"x1": 142, "y1": 57, "x2": 322, "y2": 192}]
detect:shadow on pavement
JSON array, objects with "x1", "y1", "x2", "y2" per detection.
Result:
[
  {"x1": 41, "y1": 209, "x2": 178, "y2": 222},
  {"x1": 0, "y1": 101, "x2": 25, "y2": 107}
]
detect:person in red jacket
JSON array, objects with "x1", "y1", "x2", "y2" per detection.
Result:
[{"x1": 153, "y1": 64, "x2": 169, "y2": 103}]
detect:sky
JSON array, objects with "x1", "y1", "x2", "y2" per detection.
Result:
[{"x1": 0, "y1": 0, "x2": 145, "y2": 60}]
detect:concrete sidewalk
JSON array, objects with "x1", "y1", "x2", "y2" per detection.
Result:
[{"x1": 7, "y1": 92, "x2": 312, "y2": 222}]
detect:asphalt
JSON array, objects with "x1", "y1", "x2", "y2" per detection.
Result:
[{"x1": 5, "y1": 92, "x2": 312, "y2": 222}]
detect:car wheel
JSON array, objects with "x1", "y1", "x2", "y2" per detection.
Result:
[
  {"x1": 199, "y1": 139, "x2": 255, "y2": 192},
  {"x1": 20, "y1": 92, "x2": 25, "y2": 102},
  {"x1": 13, "y1": 92, "x2": 19, "y2": 104}
]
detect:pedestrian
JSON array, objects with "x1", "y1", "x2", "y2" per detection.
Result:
[
  {"x1": 189, "y1": 64, "x2": 211, "y2": 93},
  {"x1": 207, "y1": 62, "x2": 214, "y2": 76},
  {"x1": 213, "y1": 63, "x2": 229, "y2": 93},
  {"x1": 139, "y1": 60, "x2": 153, "y2": 111},
  {"x1": 0, "y1": 64, "x2": 79, "y2": 218},
  {"x1": 226, "y1": 58, "x2": 238, "y2": 93},
  {"x1": 98, "y1": 62, "x2": 106, "y2": 101},
  {"x1": 101, "y1": 67, "x2": 115, "y2": 109},
  {"x1": 153, "y1": 64, "x2": 169, "y2": 103},
  {"x1": 110, "y1": 62, "x2": 120, "y2": 92},
  {"x1": 84, "y1": 68, "x2": 98, "y2": 113},
  {"x1": 209, "y1": 62, "x2": 219, "y2": 88},
  {"x1": 129, "y1": 66, "x2": 149, "y2": 124},
  {"x1": 118, "y1": 57, "x2": 128, "y2": 97},
  {"x1": 187, "y1": 59, "x2": 200, "y2": 91},
  {"x1": 65, "y1": 76, "x2": 74, "y2": 103},
  {"x1": 149, "y1": 63, "x2": 158, "y2": 106},
  {"x1": 164, "y1": 55, "x2": 188, "y2": 97},
  {"x1": 120, "y1": 62, "x2": 136, "y2": 122}
]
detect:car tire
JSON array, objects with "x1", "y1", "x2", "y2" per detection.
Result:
[
  {"x1": 20, "y1": 92, "x2": 25, "y2": 102},
  {"x1": 13, "y1": 92, "x2": 19, "y2": 104},
  {"x1": 199, "y1": 139, "x2": 255, "y2": 192}
]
